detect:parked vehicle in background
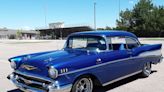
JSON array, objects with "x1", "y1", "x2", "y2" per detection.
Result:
[{"x1": 8, "y1": 30, "x2": 163, "y2": 92}]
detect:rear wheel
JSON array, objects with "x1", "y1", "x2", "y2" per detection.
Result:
[
  {"x1": 71, "y1": 77, "x2": 93, "y2": 92},
  {"x1": 141, "y1": 62, "x2": 151, "y2": 77}
]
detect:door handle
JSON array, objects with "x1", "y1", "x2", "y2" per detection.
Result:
[{"x1": 96, "y1": 58, "x2": 102, "y2": 64}]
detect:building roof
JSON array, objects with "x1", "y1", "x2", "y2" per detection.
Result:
[
  {"x1": 36, "y1": 26, "x2": 92, "y2": 31},
  {"x1": 70, "y1": 30, "x2": 137, "y2": 38}
]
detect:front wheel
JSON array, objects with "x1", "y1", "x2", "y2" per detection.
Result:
[
  {"x1": 71, "y1": 77, "x2": 93, "y2": 92},
  {"x1": 141, "y1": 62, "x2": 152, "y2": 77}
]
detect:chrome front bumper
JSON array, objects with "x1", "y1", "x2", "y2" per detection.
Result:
[{"x1": 8, "y1": 72, "x2": 72, "y2": 92}]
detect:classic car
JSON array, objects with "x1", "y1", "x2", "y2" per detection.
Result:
[{"x1": 8, "y1": 30, "x2": 163, "y2": 92}]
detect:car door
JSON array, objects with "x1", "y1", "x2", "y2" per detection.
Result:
[
  {"x1": 125, "y1": 37, "x2": 143, "y2": 72},
  {"x1": 96, "y1": 36, "x2": 133, "y2": 84}
]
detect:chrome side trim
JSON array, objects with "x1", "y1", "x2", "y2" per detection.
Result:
[
  {"x1": 59, "y1": 55, "x2": 160, "y2": 76},
  {"x1": 102, "y1": 70, "x2": 142, "y2": 86},
  {"x1": 59, "y1": 57, "x2": 131, "y2": 76}
]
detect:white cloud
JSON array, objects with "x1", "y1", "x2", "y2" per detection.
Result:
[{"x1": 129, "y1": 0, "x2": 134, "y2": 4}]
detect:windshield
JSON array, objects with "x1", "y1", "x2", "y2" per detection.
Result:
[{"x1": 66, "y1": 35, "x2": 107, "y2": 51}]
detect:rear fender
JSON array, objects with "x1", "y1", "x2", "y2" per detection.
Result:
[
  {"x1": 132, "y1": 44, "x2": 162, "y2": 64},
  {"x1": 132, "y1": 44, "x2": 162, "y2": 56}
]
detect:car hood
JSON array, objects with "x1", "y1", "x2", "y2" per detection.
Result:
[{"x1": 17, "y1": 49, "x2": 90, "y2": 76}]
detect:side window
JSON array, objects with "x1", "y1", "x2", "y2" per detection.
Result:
[
  {"x1": 126, "y1": 37, "x2": 139, "y2": 49},
  {"x1": 111, "y1": 37, "x2": 127, "y2": 50}
]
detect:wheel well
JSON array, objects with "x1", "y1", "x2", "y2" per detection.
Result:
[
  {"x1": 73, "y1": 74, "x2": 102, "y2": 86},
  {"x1": 145, "y1": 62, "x2": 152, "y2": 67}
]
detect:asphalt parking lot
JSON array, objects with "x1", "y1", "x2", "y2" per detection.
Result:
[{"x1": 0, "y1": 39, "x2": 164, "y2": 92}]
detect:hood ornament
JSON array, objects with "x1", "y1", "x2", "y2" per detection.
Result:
[{"x1": 21, "y1": 64, "x2": 37, "y2": 71}]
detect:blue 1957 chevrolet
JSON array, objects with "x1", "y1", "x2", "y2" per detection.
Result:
[{"x1": 8, "y1": 30, "x2": 163, "y2": 92}]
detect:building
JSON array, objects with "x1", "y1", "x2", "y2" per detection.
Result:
[
  {"x1": 36, "y1": 22, "x2": 93, "y2": 39},
  {"x1": 0, "y1": 22, "x2": 93, "y2": 39},
  {"x1": 36, "y1": 26, "x2": 93, "y2": 39},
  {"x1": 0, "y1": 28, "x2": 16, "y2": 39},
  {"x1": 49, "y1": 22, "x2": 64, "y2": 29},
  {"x1": 0, "y1": 28, "x2": 39, "y2": 39},
  {"x1": 18, "y1": 30, "x2": 40, "y2": 39}
]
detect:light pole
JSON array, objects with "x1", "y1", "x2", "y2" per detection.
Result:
[
  {"x1": 118, "y1": 0, "x2": 121, "y2": 20},
  {"x1": 94, "y1": 2, "x2": 97, "y2": 30},
  {"x1": 44, "y1": 0, "x2": 47, "y2": 28}
]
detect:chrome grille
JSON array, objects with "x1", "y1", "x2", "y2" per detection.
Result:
[
  {"x1": 15, "y1": 72, "x2": 51, "y2": 84},
  {"x1": 14, "y1": 72, "x2": 50, "y2": 91}
]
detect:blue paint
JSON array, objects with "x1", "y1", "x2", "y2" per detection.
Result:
[{"x1": 8, "y1": 31, "x2": 162, "y2": 89}]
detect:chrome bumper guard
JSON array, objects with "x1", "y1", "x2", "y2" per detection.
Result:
[
  {"x1": 8, "y1": 71, "x2": 72, "y2": 92},
  {"x1": 159, "y1": 56, "x2": 163, "y2": 63}
]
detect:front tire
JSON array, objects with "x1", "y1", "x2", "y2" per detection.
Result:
[
  {"x1": 71, "y1": 77, "x2": 93, "y2": 92},
  {"x1": 141, "y1": 62, "x2": 151, "y2": 77}
]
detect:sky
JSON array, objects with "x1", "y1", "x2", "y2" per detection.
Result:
[{"x1": 0, "y1": 0, "x2": 163, "y2": 30}]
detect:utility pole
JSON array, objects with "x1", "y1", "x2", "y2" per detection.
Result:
[
  {"x1": 118, "y1": 0, "x2": 121, "y2": 20},
  {"x1": 94, "y1": 2, "x2": 97, "y2": 30},
  {"x1": 44, "y1": 0, "x2": 47, "y2": 27}
]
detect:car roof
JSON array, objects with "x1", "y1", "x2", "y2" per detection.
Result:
[{"x1": 70, "y1": 30, "x2": 137, "y2": 38}]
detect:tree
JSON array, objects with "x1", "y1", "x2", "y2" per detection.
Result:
[
  {"x1": 116, "y1": 9, "x2": 133, "y2": 31},
  {"x1": 97, "y1": 28, "x2": 105, "y2": 30},
  {"x1": 97, "y1": 26, "x2": 112, "y2": 30},
  {"x1": 154, "y1": 6, "x2": 164, "y2": 36},
  {"x1": 116, "y1": 0, "x2": 164, "y2": 37},
  {"x1": 105, "y1": 26, "x2": 112, "y2": 30},
  {"x1": 16, "y1": 30, "x2": 22, "y2": 39}
]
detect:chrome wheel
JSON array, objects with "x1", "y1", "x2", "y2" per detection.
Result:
[
  {"x1": 142, "y1": 62, "x2": 151, "y2": 77},
  {"x1": 72, "y1": 77, "x2": 93, "y2": 92}
]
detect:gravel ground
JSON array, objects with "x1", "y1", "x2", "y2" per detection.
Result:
[{"x1": 0, "y1": 39, "x2": 163, "y2": 92}]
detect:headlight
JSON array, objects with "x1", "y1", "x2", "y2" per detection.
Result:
[
  {"x1": 48, "y1": 67, "x2": 58, "y2": 79},
  {"x1": 9, "y1": 58, "x2": 22, "y2": 69},
  {"x1": 10, "y1": 61, "x2": 17, "y2": 69}
]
